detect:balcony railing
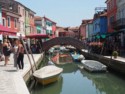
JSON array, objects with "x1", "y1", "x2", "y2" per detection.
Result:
[{"x1": 111, "y1": 18, "x2": 125, "y2": 30}]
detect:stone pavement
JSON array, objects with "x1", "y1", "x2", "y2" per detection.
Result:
[
  {"x1": 0, "y1": 53, "x2": 43, "y2": 94},
  {"x1": 81, "y1": 49, "x2": 125, "y2": 63}
]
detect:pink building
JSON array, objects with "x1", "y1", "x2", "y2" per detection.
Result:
[{"x1": 79, "y1": 19, "x2": 92, "y2": 40}]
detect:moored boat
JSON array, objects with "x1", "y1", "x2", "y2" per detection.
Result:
[
  {"x1": 71, "y1": 52, "x2": 85, "y2": 62},
  {"x1": 33, "y1": 65, "x2": 63, "y2": 85},
  {"x1": 81, "y1": 60, "x2": 107, "y2": 72}
]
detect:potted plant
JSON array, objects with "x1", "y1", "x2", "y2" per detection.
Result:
[{"x1": 112, "y1": 51, "x2": 118, "y2": 59}]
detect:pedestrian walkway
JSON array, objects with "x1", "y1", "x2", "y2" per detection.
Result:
[
  {"x1": 0, "y1": 53, "x2": 43, "y2": 94},
  {"x1": 81, "y1": 49, "x2": 125, "y2": 63}
]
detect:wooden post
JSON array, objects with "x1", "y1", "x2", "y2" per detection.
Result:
[{"x1": 20, "y1": 34, "x2": 34, "y2": 73}]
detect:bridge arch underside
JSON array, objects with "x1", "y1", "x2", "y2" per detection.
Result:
[{"x1": 42, "y1": 37, "x2": 84, "y2": 51}]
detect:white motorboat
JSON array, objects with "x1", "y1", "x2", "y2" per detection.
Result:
[
  {"x1": 81, "y1": 60, "x2": 107, "y2": 72},
  {"x1": 33, "y1": 65, "x2": 63, "y2": 85}
]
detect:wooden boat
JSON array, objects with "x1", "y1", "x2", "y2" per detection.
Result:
[
  {"x1": 33, "y1": 65, "x2": 63, "y2": 85},
  {"x1": 81, "y1": 60, "x2": 107, "y2": 72}
]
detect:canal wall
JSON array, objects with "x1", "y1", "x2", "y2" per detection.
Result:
[
  {"x1": 81, "y1": 50, "x2": 125, "y2": 75},
  {"x1": 23, "y1": 53, "x2": 44, "y2": 82}
]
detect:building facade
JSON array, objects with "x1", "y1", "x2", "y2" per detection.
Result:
[
  {"x1": 16, "y1": 2, "x2": 25, "y2": 36},
  {"x1": 42, "y1": 16, "x2": 56, "y2": 39},
  {"x1": 86, "y1": 20, "x2": 93, "y2": 41},
  {"x1": 106, "y1": 0, "x2": 117, "y2": 33},
  {"x1": 35, "y1": 16, "x2": 46, "y2": 34},
  {"x1": 93, "y1": 11, "x2": 107, "y2": 36},
  {"x1": 0, "y1": 0, "x2": 20, "y2": 34},
  {"x1": 24, "y1": 8, "x2": 36, "y2": 35},
  {"x1": 115, "y1": 0, "x2": 125, "y2": 49},
  {"x1": 79, "y1": 19, "x2": 92, "y2": 40}
]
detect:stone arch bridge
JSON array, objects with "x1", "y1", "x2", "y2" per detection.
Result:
[{"x1": 42, "y1": 37, "x2": 84, "y2": 51}]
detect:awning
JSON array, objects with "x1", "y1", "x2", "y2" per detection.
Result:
[
  {"x1": 26, "y1": 34, "x2": 49, "y2": 39},
  {"x1": 101, "y1": 34, "x2": 106, "y2": 38},
  {"x1": 0, "y1": 34, "x2": 3, "y2": 40},
  {"x1": 96, "y1": 35, "x2": 100, "y2": 39},
  {"x1": 0, "y1": 25, "x2": 16, "y2": 35}
]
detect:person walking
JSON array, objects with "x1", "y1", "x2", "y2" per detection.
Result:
[
  {"x1": 17, "y1": 40, "x2": 24, "y2": 69},
  {"x1": 13, "y1": 39, "x2": 18, "y2": 69},
  {"x1": 2, "y1": 39, "x2": 11, "y2": 66}
]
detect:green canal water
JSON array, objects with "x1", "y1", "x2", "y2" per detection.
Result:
[{"x1": 31, "y1": 53, "x2": 125, "y2": 94}]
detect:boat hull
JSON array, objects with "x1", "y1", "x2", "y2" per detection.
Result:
[{"x1": 35, "y1": 74, "x2": 61, "y2": 85}]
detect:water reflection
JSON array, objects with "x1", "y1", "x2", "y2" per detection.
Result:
[
  {"x1": 51, "y1": 53, "x2": 73, "y2": 64},
  {"x1": 57, "y1": 63, "x2": 78, "y2": 73},
  {"x1": 32, "y1": 77, "x2": 63, "y2": 94},
  {"x1": 80, "y1": 70, "x2": 125, "y2": 94}
]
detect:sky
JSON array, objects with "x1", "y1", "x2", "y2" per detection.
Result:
[{"x1": 17, "y1": 0, "x2": 106, "y2": 27}]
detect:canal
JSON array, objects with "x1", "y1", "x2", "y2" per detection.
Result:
[{"x1": 31, "y1": 52, "x2": 125, "y2": 94}]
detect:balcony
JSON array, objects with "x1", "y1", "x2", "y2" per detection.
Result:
[{"x1": 111, "y1": 18, "x2": 125, "y2": 30}]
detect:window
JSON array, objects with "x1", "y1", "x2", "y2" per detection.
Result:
[
  {"x1": 23, "y1": 9, "x2": 25, "y2": 16},
  {"x1": 2, "y1": 18, "x2": 6, "y2": 26},
  {"x1": 7, "y1": 16, "x2": 11, "y2": 27},
  {"x1": 18, "y1": 7, "x2": 20, "y2": 14},
  {"x1": 14, "y1": 18, "x2": 17, "y2": 28}
]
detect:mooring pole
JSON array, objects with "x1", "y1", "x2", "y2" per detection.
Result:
[{"x1": 20, "y1": 34, "x2": 34, "y2": 74}]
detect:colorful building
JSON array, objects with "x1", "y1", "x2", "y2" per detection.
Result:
[
  {"x1": 79, "y1": 19, "x2": 92, "y2": 40},
  {"x1": 115, "y1": 0, "x2": 125, "y2": 51},
  {"x1": 0, "y1": 0, "x2": 20, "y2": 37},
  {"x1": 68, "y1": 27, "x2": 79, "y2": 39},
  {"x1": 24, "y1": 8, "x2": 36, "y2": 35},
  {"x1": 93, "y1": 8, "x2": 107, "y2": 39},
  {"x1": 55, "y1": 26, "x2": 67, "y2": 37},
  {"x1": 42, "y1": 16, "x2": 56, "y2": 39},
  {"x1": 15, "y1": 1, "x2": 26, "y2": 36},
  {"x1": 86, "y1": 20, "x2": 93, "y2": 41},
  {"x1": 106, "y1": 0, "x2": 117, "y2": 33},
  {"x1": 34, "y1": 16, "x2": 46, "y2": 34}
]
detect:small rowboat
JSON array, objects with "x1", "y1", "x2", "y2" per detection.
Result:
[{"x1": 33, "y1": 65, "x2": 63, "y2": 85}]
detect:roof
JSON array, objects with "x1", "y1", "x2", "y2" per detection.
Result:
[
  {"x1": 15, "y1": 1, "x2": 36, "y2": 14},
  {"x1": 43, "y1": 16, "x2": 56, "y2": 24},
  {"x1": 82, "y1": 19, "x2": 93, "y2": 24},
  {"x1": 34, "y1": 16, "x2": 42, "y2": 20},
  {"x1": 56, "y1": 27, "x2": 67, "y2": 32}
]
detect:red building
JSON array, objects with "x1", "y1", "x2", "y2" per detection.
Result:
[
  {"x1": 0, "y1": 0, "x2": 20, "y2": 36},
  {"x1": 2, "y1": 11, "x2": 20, "y2": 33},
  {"x1": 52, "y1": 23, "x2": 56, "y2": 38},
  {"x1": 106, "y1": 0, "x2": 117, "y2": 33}
]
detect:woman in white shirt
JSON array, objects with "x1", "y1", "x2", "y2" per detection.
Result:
[{"x1": 13, "y1": 39, "x2": 18, "y2": 69}]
